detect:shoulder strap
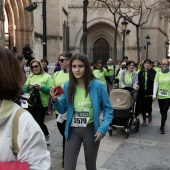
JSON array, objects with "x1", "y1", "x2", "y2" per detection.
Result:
[{"x1": 12, "y1": 108, "x2": 25, "y2": 155}]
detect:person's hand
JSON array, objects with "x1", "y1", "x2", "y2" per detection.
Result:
[
  {"x1": 152, "y1": 97, "x2": 156, "y2": 101},
  {"x1": 29, "y1": 84, "x2": 34, "y2": 90},
  {"x1": 113, "y1": 83, "x2": 117, "y2": 89},
  {"x1": 134, "y1": 84, "x2": 139, "y2": 90},
  {"x1": 34, "y1": 84, "x2": 41, "y2": 91},
  {"x1": 94, "y1": 132, "x2": 104, "y2": 142},
  {"x1": 50, "y1": 87, "x2": 59, "y2": 102}
]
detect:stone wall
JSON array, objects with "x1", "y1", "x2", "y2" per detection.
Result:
[
  {"x1": 33, "y1": 0, "x2": 70, "y2": 63},
  {"x1": 2, "y1": 0, "x2": 170, "y2": 63}
]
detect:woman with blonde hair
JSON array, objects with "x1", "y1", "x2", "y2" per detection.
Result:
[
  {"x1": 153, "y1": 59, "x2": 170, "y2": 134},
  {"x1": 23, "y1": 59, "x2": 53, "y2": 144}
]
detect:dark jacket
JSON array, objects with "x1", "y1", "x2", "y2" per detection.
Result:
[
  {"x1": 23, "y1": 47, "x2": 33, "y2": 59},
  {"x1": 54, "y1": 62, "x2": 61, "y2": 73},
  {"x1": 138, "y1": 69, "x2": 156, "y2": 96}
]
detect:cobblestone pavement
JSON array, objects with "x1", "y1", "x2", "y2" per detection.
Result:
[{"x1": 45, "y1": 101, "x2": 170, "y2": 170}]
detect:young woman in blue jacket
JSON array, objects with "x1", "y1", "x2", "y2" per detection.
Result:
[{"x1": 50, "y1": 52, "x2": 113, "y2": 170}]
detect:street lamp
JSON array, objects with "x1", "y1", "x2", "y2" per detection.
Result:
[
  {"x1": 165, "y1": 41, "x2": 170, "y2": 57},
  {"x1": 145, "y1": 35, "x2": 151, "y2": 59},
  {"x1": 25, "y1": 0, "x2": 47, "y2": 59},
  {"x1": 121, "y1": 19, "x2": 128, "y2": 61},
  {"x1": 24, "y1": 2, "x2": 38, "y2": 12}
]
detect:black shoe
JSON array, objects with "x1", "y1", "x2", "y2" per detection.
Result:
[
  {"x1": 160, "y1": 128, "x2": 166, "y2": 134},
  {"x1": 62, "y1": 161, "x2": 64, "y2": 168}
]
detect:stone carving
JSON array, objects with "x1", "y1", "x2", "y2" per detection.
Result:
[
  {"x1": 71, "y1": 17, "x2": 79, "y2": 25},
  {"x1": 0, "y1": 1, "x2": 3, "y2": 14},
  {"x1": 0, "y1": 1, "x2": 5, "y2": 21},
  {"x1": 98, "y1": 8, "x2": 106, "y2": 16}
]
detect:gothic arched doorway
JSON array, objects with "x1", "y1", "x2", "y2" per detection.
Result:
[
  {"x1": 93, "y1": 38, "x2": 109, "y2": 65},
  {"x1": 4, "y1": 0, "x2": 33, "y2": 52}
]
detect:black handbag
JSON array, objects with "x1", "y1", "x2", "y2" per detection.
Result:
[{"x1": 28, "y1": 87, "x2": 42, "y2": 108}]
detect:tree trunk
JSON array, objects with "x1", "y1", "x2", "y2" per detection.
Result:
[
  {"x1": 83, "y1": 0, "x2": 89, "y2": 55},
  {"x1": 113, "y1": 27, "x2": 118, "y2": 63},
  {"x1": 136, "y1": 26, "x2": 140, "y2": 63}
]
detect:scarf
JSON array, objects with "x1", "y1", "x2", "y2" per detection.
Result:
[{"x1": 161, "y1": 68, "x2": 169, "y2": 73}]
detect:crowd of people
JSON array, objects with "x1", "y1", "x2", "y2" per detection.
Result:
[
  {"x1": 0, "y1": 44, "x2": 170, "y2": 169},
  {"x1": 103, "y1": 57, "x2": 169, "y2": 135}
]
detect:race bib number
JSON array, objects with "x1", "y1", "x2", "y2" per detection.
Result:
[
  {"x1": 159, "y1": 89, "x2": 168, "y2": 97},
  {"x1": 71, "y1": 112, "x2": 90, "y2": 127}
]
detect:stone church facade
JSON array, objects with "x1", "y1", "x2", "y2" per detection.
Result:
[{"x1": 1, "y1": 0, "x2": 169, "y2": 64}]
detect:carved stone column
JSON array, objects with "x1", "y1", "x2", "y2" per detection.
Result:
[{"x1": 0, "y1": 1, "x2": 5, "y2": 46}]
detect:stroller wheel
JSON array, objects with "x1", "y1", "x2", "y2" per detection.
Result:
[{"x1": 135, "y1": 118, "x2": 140, "y2": 132}]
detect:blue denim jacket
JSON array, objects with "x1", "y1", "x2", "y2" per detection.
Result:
[{"x1": 52, "y1": 79, "x2": 113, "y2": 140}]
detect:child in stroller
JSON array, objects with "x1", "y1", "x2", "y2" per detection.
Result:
[{"x1": 108, "y1": 86, "x2": 140, "y2": 138}]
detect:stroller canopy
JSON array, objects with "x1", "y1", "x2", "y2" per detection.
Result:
[{"x1": 110, "y1": 89, "x2": 134, "y2": 110}]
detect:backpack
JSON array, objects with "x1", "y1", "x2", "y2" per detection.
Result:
[
  {"x1": 0, "y1": 108, "x2": 29, "y2": 170},
  {"x1": 27, "y1": 87, "x2": 42, "y2": 108}
]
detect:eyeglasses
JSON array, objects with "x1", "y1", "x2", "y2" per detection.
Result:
[
  {"x1": 59, "y1": 59, "x2": 68, "y2": 63},
  {"x1": 31, "y1": 65, "x2": 39, "y2": 69},
  {"x1": 161, "y1": 63, "x2": 169, "y2": 66}
]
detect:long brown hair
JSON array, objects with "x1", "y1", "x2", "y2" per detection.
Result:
[
  {"x1": 68, "y1": 52, "x2": 96, "y2": 103},
  {"x1": 0, "y1": 46, "x2": 24, "y2": 100}
]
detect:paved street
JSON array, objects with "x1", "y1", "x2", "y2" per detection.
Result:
[{"x1": 45, "y1": 101, "x2": 170, "y2": 170}]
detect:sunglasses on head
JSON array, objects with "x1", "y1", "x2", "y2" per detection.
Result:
[
  {"x1": 161, "y1": 63, "x2": 169, "y2": 66},
  {"x1": 59, "y1": 59, "x2": 68, "y2": 63},
  {"x1": 31, "y1": 65, "x2": 39, "y2": 69},
  {"x1": 129, "y1": 64, "x2": 134, "y2": 66}
]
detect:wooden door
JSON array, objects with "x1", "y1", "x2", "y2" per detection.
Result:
[{"x1": 93, "y1": 38, "x2": 109, "y2": 65}]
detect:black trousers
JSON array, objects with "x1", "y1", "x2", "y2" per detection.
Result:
[
  {"x1": 56, "y1": 114, "x2": 66, "y2": 162},
  {"x1": 158, "y1": 98, "x2": 170, "y2": 129},
  {"x1": 139, "y1": 95, "x2": 153, "y2": 121},
  {"x1": 26, "y1": 56, "x2": 34, "y2": 67},
  {"x1": 28, "y1": 105, "x2": 49, "y2": 135}
]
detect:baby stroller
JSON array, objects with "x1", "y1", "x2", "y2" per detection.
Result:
[{"x1": 108, "y1": 87, "x2": 140, "y2": 138}]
